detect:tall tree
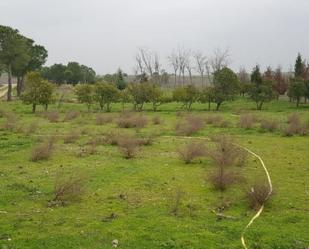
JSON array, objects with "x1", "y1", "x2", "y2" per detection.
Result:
[
  {"x1": 0, "y1": 25, "x2": 30, "y2": 101},
  {"x1": 294, "y1": 53, "x2": 305, "y2": 79},
  {"x1": 249, "y1": 65, "x2": 275, "y2": 110},
  {"x1": 212, "y1": 67, "x2": 239, "y2": 110}
]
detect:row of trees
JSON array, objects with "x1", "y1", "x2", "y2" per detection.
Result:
[
  {"x1": 41, "y1": 62, "x2": 96, "y2": 85},
  {"x1": 20, "y1": 52, "x2": 309, "y2": 113},
  {"x1": 0, "y1": 25, "x2": 48, "y2": 100}
]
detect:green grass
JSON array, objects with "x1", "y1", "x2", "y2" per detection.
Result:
[{"x1": 0, "y1": 98, "x2": 308, "y2": 249}]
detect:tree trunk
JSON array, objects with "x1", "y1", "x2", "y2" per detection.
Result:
[
  {"x1": 7, "y1": 64, "x2": 12, "y2": 101},
  {"x1": 174, "y1": 72, "x2": 177, "y2": 88},
  {"x1": 208, "y1": 99, "x2": 211, "y2": 110},
  {"x1": 17, "y1": 77, "x2": 22, "y2": 97},
  {"x1": 32, "y1": 103, "x2": 36, "y2": 113},
  {"x1": 216, "y1": 102, "x2": 221, "y2": 111},
  {"x1": 201, "y1": 74, "x2": 204, "y2": 87}
]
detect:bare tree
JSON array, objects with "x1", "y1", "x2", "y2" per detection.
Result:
[
  {"x1": 238, "y1": 67, "x2": 249, "y2": 83},
  {"x1": 210, "y1": 48, "x2": 230, "y2": 73},
  {"x1": 178, "y1": 48, "x2": 189, "y2": 86},
  {"x1": 185, "y1": 51, "x2": 193, "y2": 85},
  {"x1": 194, "y1": 51, "x2": 207, "y2": 87},
  {"x1": 168, "y1": 52, "x2": 179, "y2": 87}
]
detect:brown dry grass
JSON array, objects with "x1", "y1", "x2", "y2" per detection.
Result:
[
  {"x1": 117, "y1": 135, "x2": 140, "y2": 159},
  {"x1": 96, "y1": 114, "x2": 114, "y2": 125}
]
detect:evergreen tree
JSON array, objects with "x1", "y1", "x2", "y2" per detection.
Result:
[
  {"x1": 115, "y1": 68, "x2": 126, "y2": 90},
  {"x1": 295, "y1": 53, "x2": 305, "y2": 78}
]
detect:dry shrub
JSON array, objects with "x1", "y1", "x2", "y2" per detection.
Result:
[
  {"x1": 96, "y1": 114, "x2": 114, "y2": 125},
  {"x1": 247, "y1": 183, "x2": 271, "y2": 210},
  {"x1": 175, "y1": 115, "x2": 204, "y2": 136},
  {"x1": 205, "y1": 115, "x2": 230, "y2": 128},
  {"x1": 205, "y1": 115, "x2": 222, "y2": 125},
  {"x1": 51, "y1": 172, "x2": 86, "y2": 206},
  {"x1": 63, "y1": 111, "x2": 80, "y2": 121},
  {"x1": 283, "y1": 113, "x2": 307, "y2": 136},
  {"x1": 260, "y1": 119, "x2": 278, "y2": 132},
  {"x1": 3, "y1": 114, "x2": 18, "y2": 131},
  {"x1": 170, "y1": 188, "x2": 185, "y2": 216},
  {"x1": 46, "y1": 112, "x2": 59, "y2": 123},
  {"x1": 64, "y1": 130, "x2": 80, "y2": 144},
  {"x1": 117, "y1": 113, "x2": 148, "y2": 130},
  {"x1": 287, "y1": 113, "x2": 300, "y2": 124},
  {"x1": 104, "y1": 131, "x2": 122, "y2": 145},
  {"x1": 137, "y1": 135, "x2": 155, "y2": 146},
  {"x1": 117, "y1": 135, "x2": 140, "y2": 159},
  {"x1": 208, "y1": 135, "x2": 246, "y2": 191},
  {"x1": 24, "y1": 121, "x2": 39, "y2": 135},
  {"x1": 76, "y1": 143, "x2": 97, "y2": 157},
  {"x1": 31, "y1": 138, "x2": 55, "y2": 161},
  {"x1": 178, "y1": 142, "x2": 207, "y2": 164},
  {"x1": 209, "y1": 169, "x2": 239, "y2": 191},
  {"x1": 152, "y1": 116, "x2": 163, "y2": 125},
  {"x1": 239, "y1": 114, "x2": 256, "y2": 129}
]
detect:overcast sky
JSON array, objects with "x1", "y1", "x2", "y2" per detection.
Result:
[{"x1": 1, "y1": 0, "x2": 309, "y2": 75}]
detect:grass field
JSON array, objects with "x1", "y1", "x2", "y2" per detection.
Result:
[{"x1": 0, "y1": 98, "x2": 308, "y2": 249}]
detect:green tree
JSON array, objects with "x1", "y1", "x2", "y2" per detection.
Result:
[
  {"x1": 295, "y1": 53, "x2": 305, "y2": 78},
  {"x1": 75, "y1": 84, "x2": 93, "y2": 111},
  {"x1": 147, "y1": 82, "x2": 166, "y2": 112},
  {"x1": 199, "y1": 87, "x2": 215, "y2": 110},
  {"x1": 288, "y1": 80, "x2": 305, "y2": 107},
  {"x1": 173, "y1": 85, "x2": 199, "y2": 110},
  {"x1": 94, "y1": 82, "x2": 119, "y2": 112},
  {"x1": 127, "y1": 82, "x2": 151, "y2": 111},
  {"x1": 13, "y1": 40, "x2": 48, "y2": 96},
  {"x1": 21, "y1": 72, "x2": 54, "y2": 112},
  {"x1": 0, "y1": 25, "x2": 30, "y2": 101},
  {"x1": 115, "y1": 68, "x2": 126, "y2": 90},
  {"x1": 41, "y1": 64, "x2": 66, "y2": 84},
  {"x1": 212, "y1": 67, "x2": 239, "y2": 110},
  {"x1": 249, "y1": 65, "x2": 275, "y2": 110}
]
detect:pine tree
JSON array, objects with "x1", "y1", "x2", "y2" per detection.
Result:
[{"x1": 295, "y1": 53, "x2": 305, "y2": 78}]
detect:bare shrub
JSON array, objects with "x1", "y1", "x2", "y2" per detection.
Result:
[
  {"x1": 137, "y1": 135, "x2": 155, "y2": 146},
  {"x1": 64, "y1": 130, "x2": 80, "y2": 144},
  {"x1": 208, "y1": 135, "x2": 246, "y2": 191},
  {"x1": 3, "y1": 114, "x2": 18, "y2": 131},
  {"x1": 283, "y1": 113, "x2": 307, "y2": 136},
  {"x1": 260, "y1": 119, "x2": 278, "y2": 132},
  {"x1": 51, "y1": 172, "x2": 86, "y2": 206},
  {"x1": 239, "y1": 114, "x2": 256, "y2": 129},
  {"x1": 63, "y1": 111, "x2": 80, "y2": 122},
  {"x1": 152, "y1": 116, "x2": 163, "y2": 125},
  {"x1": 247, "y1": 183, "x2": 271, "y2": 210},
  {"x1": 104, "y1": 131, "x2": 122, "y2": 145},
  {"x1": 209, "y1": 169, "x2": 239, "y2": 191},
  {"x1": 76, "y1": 143, "x2": 97, "y2": 157},
  {"x1": 175, "y1": 116, "x2": 204, "y2": 136},
  {"x1": 31, "y1": 138, "x2": 55, "y2": 161},
  {"x1": 96, "y1": 114, "x2": 114, "y2": 125},
  {"x1": 178, "y1": 142, "x2": 207, "y2": 164},
  {"x1": 24, "y1": 121, "x2": 39, "y2": 135},
  {"x1": 46, "y1": 112, "x2": 59, "y2": 123},
  {"x1": 117, "y1": 135, "x2": 140, "y2": 159},
  {"x1": 170, "y1": 188, "x2": 185, "y2": 216},
  {"x1": 117, "y1": 113, "x2": 148, "y2": 130},
  {"x1": 287, "y1": 113, "x2": 300, "y2": 124},
  {"x1": 205, "y1": 115, "x2": 223, "y2": 125}
]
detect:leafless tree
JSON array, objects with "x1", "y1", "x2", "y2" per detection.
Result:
[
  {"x1": 168, "y1": 51, "x2": 179, "y2": 87},
  {"x1": 185, "y1": 51, "x2": 194, "y2": 85},
  {"x1": 135, "y1": 48, "x2": 162, "y2": 78},
  {"x1": 238, "y1": 67, "x2": 249, "y2": 84},
  {"x1": 194, "y1": 51, "x2": 207, "y2": 87},
  {"x1": 210, "y1": 48, "x2": 230, "y2": 73},
  {"x1": 178, "y1": 48, "x2": 189, "y2": 86}
]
